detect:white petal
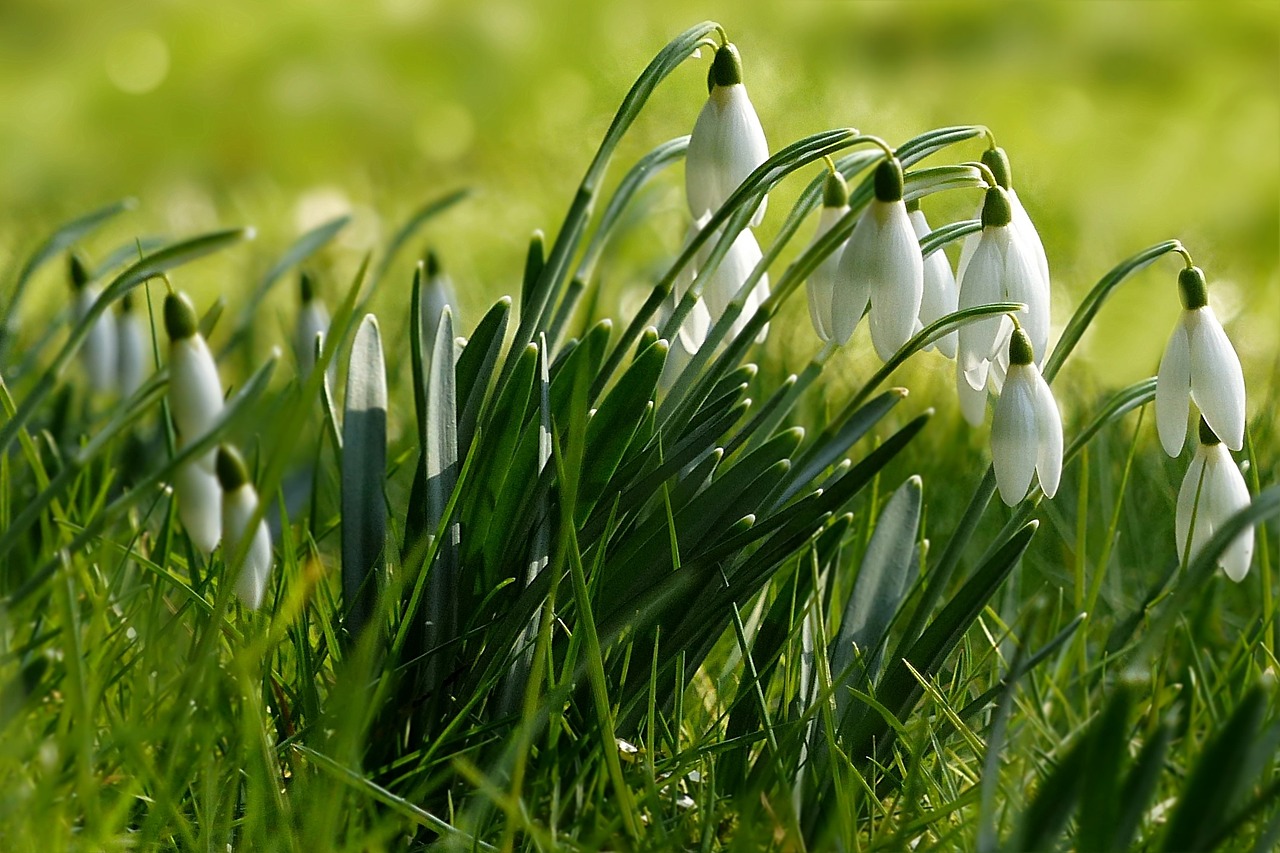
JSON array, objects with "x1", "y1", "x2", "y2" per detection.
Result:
[
  {"x1": 1002, "y1": 237, "x2": 1049, "y2": 366},
  {"x1": 866, "y1": 202, "x2": 925, "y2": 362},
  {"x1": 78, "y1": 287, "x2": 118, "y2": 393},
  {"x1": 805, "y1": 206, "x2": 848, "y2": 343},
  {"x1": 911, "y1": 209, "x2": 958, "y2": 358},
  {"x1": 701, "y1": 224, "x2": 761, "y2": 324},
  {"x1": 169, "y1": 335, "x2": 225, "y2": 442},
  {"x1": 175, "y1": 452, "x2": 221, "y2": 555},
  {"x1": 1204, "y1": 447, "x2": 1253, "y2": 581},
  {"x1": 957, "y1": 228, "x2": 1009, "y2": 380},
  {"x1": 685, "y1": 84, "x2": 770, "y2": 224},
  {"x1": 990, "y1": 365, "x2": 1040, "y2": 505},
  {"x1": 1155, "y1": 319, "x2": 1192, "y2": 457},
  {"x1": 751, "y1": 272, "x2": 771, "y2": 344},
  {"x1": 223, "y1": 484, "x2": 274, "y2": 610},
  {"x1": 678, "y1": 297, "x2": 712, "y2": 355},
  {"x1": 1031, "y1": 368, "x2": 1063, "y2": 498},
  {"x1": 831, "y1": 209, "x2": 877, "y2": 346},
  {"x1": 1009, "y1": 189, "x2": 1051, "y2": 299},
  {"x1": 957, "y1": 362, "x2": 989, "y2": 427},
  {"x1": 1175, "y1": 448, "x2": 1208, "y2": 562},
  {"x1": 116, "y1": 312, "x2": 148, "y2": 398},
  {"x1": 955, "y1": 199, "x2": 982, "y2": 282},
  {"x1": 1187, "y1": 306, "x2": 1246, "y2": 451}
]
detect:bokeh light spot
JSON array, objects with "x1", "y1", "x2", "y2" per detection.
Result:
[{"x1": 105, "y1": 30, "x2": 170, "y2": 95}]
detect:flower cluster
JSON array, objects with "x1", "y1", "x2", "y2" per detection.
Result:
[{"x1": 165, "y1": 289, "x2": 274, "y2": 608}]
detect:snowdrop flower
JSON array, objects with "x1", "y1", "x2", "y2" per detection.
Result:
[
  {"x1": 1155, "y1": 265, "x2": 1246, "y2": 456},
  {"x1": 658, "y1": 218, "x2": 714, "y2": 389},
  {"x1": 957, "y1": 186, "x2": 1047, "y2": 391},
  {"x1": 69, "y1": 254, "x2": 117, "y2": 394},
  {"x1": 165, "y1": 291, "x2": 225, "y2": 555},
  {"x1": 991, "y1": 326, "x2": 1062, "y2": 506},
  {"x1": 685, "y1": 42, "x2": 770, "y2": 227},
  {"x1": 116, "y1": 292, "x2": 148, "y2": 399},
  {"x1": 294, "y1": 272, "x2": 332, "y2": 380},
  {"x1": 832, "y1": 156, "x2": 924, "y2": 360},
  {"x1": 907, "y1": 200, "x2": 959, "y2": 358},
  {"x1": 698, "y1": 221, "x2": 770, "y2": 344},
  {"x1": 1176, "y1": 418, "x2": 1252, "y2": 581},
  {"x1": 216, "y1": 445, "x2": 274, "y2": 610},
  {"x1": 804, "y1": 169, "x2": 849, "y2": 343},
  {"x1": 421, "y1": 250, "x2": 456, "y2": 357}
]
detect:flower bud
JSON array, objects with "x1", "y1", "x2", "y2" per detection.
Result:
[{"x1": 217, "y1": 445, "x2": 274, "y2": 610}]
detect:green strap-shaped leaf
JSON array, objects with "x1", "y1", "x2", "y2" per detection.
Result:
[
  {"x1": 421, "y1": 306, "x2": 459, "y2": 687},
  {"x1": 0, "y1": 227, "x2": 253, "y2": 458},
  {"x1": 0, "y1": 197, "x2": 136, "y2": 360},
  {"x1": 454, "y1": 297, "x2": 512, "y2": 459},
  {"x1": 341, "y1": 315, "x2": 387, "y2": 636}
]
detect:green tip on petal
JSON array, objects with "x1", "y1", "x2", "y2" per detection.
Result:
[
  {"x1": 425, "y1": 249, "x2": 442, "y2": 278},
  {"x1": 299, "y1": 271, "x2": 316, "y2": 303},
  {"x1": 1178, "y1": 266, "x2": 1209, "y2": 310},
  {"x1": 823, "y1": 171, "x2": 849, "y2": 208},
  {"x1": 708, "y1": 42, "x2": 743, "y2": 91},
  {"x1": 874, "y1": 157, "x2": 904, "y2": 202},
  {"x1": 981, "y1": 186, "x2": 1013, "y2": 228},
  {"x1": 1198, "y1": 415, "x2": 1221, "y2": 446},
  {"x1": 215, "y1": 445, "x2": 250, "y2": 492},
  {"x1": 68, "y1": 253, "x2": 91, "y2": 290},
  {"x1": 982, "y1": 146, "x2": 1012, "y2": 189},
  {"x1": 1008, "y1": 327, "x2": 1035, "y2": 365},
  {"x1": 163, "y1": 292, "x2": 199, "y2": 340}
]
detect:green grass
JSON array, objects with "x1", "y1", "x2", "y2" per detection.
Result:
[{"x1": 2, "y1": 16, "x2": 1279, "y2": 852}]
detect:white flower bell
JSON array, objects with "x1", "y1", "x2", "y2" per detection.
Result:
[
  {"x1": 1176, "y1": 418, "x2": 1253, "y2": 581},
  {"x1": 957, "y1": 186, "x2": 1048, "y2": 391},
  {"x1": 991, "y1": 327, "x2": 1062, "y2": 506},
  {"x1": 685, "y1": 42, "x2": 770, "y2": 227},
  {"x1": 832, "y1": 156, "x2": 924, "y2": 360},
  {"x1": 216, "y1": 445, "x2": 274, "y2": 610},
  {"x1": 165, "y1": 291, "x2": 226, "y2": 555},
  {"x1": 908, "y1": 200, "x2": 959, "y2": 358},
  {"x1": 1155, "y1": 265, "x2": 1246, "y2": 456},
  {"x1": 116, "y1": 292, "x2": 148, "y2": 399},
  {"x1": 294, "y1": 272, "x2": 332, "y2": 380},
  {"x1": 70, "y1": 254, "x2": 118, "y2": 395},
  {"x1": 804, "y1": 170, "x2": 849, "y2": 343},
  {"x1": 697, "y1": 221, "x2": 769, "y2": 344}
]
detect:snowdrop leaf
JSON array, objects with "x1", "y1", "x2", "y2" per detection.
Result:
[
  {"x1": 455, "y1": 296, "x2": 512, "y2": 458},
  {"x1": 341, "y1": 314, "x2": 387, "y2": 635}
]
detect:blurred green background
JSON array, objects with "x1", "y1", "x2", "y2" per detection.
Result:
[{"x1": 1, "y1": 0, "x2": 1276, "y2": 402}]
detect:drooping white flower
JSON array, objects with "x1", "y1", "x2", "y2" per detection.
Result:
[
  {"x1": 116, "y1": 292, "x2": 148, "y2": 399},
  {"x1": 174, "y1": 448, "x2": 221, "y2": 555},
  {"x1": 907, "y1": 201, "x2": 959, "y2": 358},
  {"x1": 697, "y1": 221, "x2": 770, "y2": 344},
  {"x1": 294, "y1": 272, "x2": 332, "y2": 379},
  {"x1": 165, "y1": 292, "x2": 224, "y2": 442},
  {"x1": 957, "y1": 186, "x2": 1048, "y2": 390},
  {"x1": 657, "y1": 217, "x2": 715, "y2": 389},
  {"x1": 165, "y1": 291, "x2": 226, "y2": 553},
  {"x1": 1155, "y1": 265, "x2": 1246, "y2": 456},
  {"x1": 990, "y1": 327, "x2": 1062, "y2": 506},
  {"x1": 217, "y1": 446, "x2": 274, "y2": 610},
  {"x1": 832, "y1": 156, "x2": 924, "y2": 360},
  {"x1": 804, "y1": 170, "x2": 849, "y2": 343},
  {"x1": 1176, "y1": 419, "x2": 1253, "y2": 581},
  {"x1": 685, "y1": 42, "x2": 770, "y2": 227},
  {"x1": 69, "y1": 254, "x2": 118, "y2": 394},
  {"x1": 957, "y1": 146, "x2": 1050, "y2": 301}
]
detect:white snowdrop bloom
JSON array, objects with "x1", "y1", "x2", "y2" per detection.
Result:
[
  {"x1": 165, "y1": 292, "x2": 224, "y2": 442},
  {"x1": 957, "y1": 334, "x2": 1011, "y2": 428},
  {"x1": 216, "y1": 446, "x2": 274, "y2": 610},
  {"x1": 957, "y1": 186, "x2": 1047, "y2": 391},
  {"x1": 69, "y1": 255, "x2": 118, "y2": 394},
  {"x1": 116, "y1": 292, "x2": 148, "y2": 399},
  {"x1": 697, "y1": 221, "x2": 769, "y2": 344},
  {"x1": 173, "y1": 448, "x2": 221, "y2": 556},
  {"x1": 804, "y1": 171, "x2": 850, "y2": 343},
  {"x1": 957, "y1": 146, "x2": 1050, "y2": 300},
  {"x1": 832, "y1": 157, "x2": 924, "y2": 360},
  {"x1": 657, "y1": 219, "x2": 714, "y2": 389},
  {"x1": 908, "y1": 202, "x2": 959, "y2": 358},
  {"x1": 1155, "y1": 265, "x2": 1246, "y2": 456},
  {"x1": 990, "y1": 327, "x2": 1062, "y2": 506},
  {"x1": 1176, "y1": 419, "x2": 1253, "y2": 581},
  {"x1": 294, "y1": 273, "x2": 332, "y2": 379},
  {"x1": 685, "y1": 42, "x2": 770, "y2": 227}
]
